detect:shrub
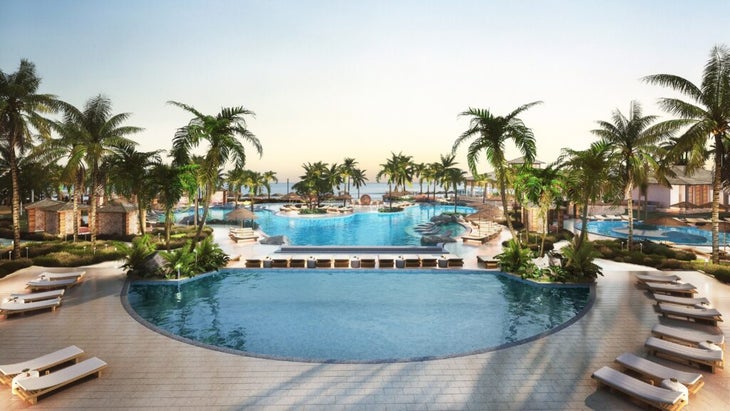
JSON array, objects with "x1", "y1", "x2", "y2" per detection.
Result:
[
  {"x1": 495, "y1": 239, "x2": 533, "y2": 277},
  {"x1": 561, "y1": 239, "x2": 603, "y2": 280},
  {"x1": 195, "y1": 236, "x2": 229, "y2": 272},
  {"x1": 0, "y1": 258, "x2": 33, "y2": 278},
  {"x1": 121, "y1": 235, "x2": 157, "y2": 276},
  {"x1": 658, "y1": 258, "x2": 683, "y2": 270}
]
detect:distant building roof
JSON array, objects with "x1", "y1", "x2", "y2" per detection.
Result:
[
  {"x1": 650, "y1": 165, "x2": 713, "y2": 186},
  {"x1": 25, "y1": 199, "x2": 88, "y2": 212},
  {"x1": 98, "y1": 202, "x2": 137, "y2": 213},
  {"x1": 508, "y1": 157, "x2": 544, "y2": 167}
]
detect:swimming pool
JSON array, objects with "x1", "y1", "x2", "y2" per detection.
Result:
[
  {"x1": 126, "y1": 269, "x2": 592, "y2": 363},
  {"x1": 175, "y1": 204, "x2": 474, "y2": 246},
  {"x1": 579, "y1": 220, "x2": 729, "y2": 245}
]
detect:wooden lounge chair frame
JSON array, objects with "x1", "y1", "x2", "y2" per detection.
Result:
[
  {"x1": 0, "y1": 298, "x2": 62, "y2": 317},
  {"x1": 15, "y1": 357, "x2": 107, "y2": 404},
  {"x1": 645, "y1": 336, "x2": 724, "y2": 373},
  {"x1": 591, "y1": 366, "x2": 687, "y2": 411},
  {"x1": 652, "y1": 294, "x2": 710, "y2": 307},
  {"x1": 0, "y1": 346, "x2": 84, "y2": 385},
  {"x1": 9, "y1": 289, "x2": 65, "y2": 302},
  {"x1": 657, "y1": 302, "x2": 723, "y2": 326},
  {"x1": 645, "y1": 282, "x2": 697, "y2": 297},
  {"x1": 615, "y1": 352, "x2": 704, "y2": 394},
  {"x1": 651, "y1": 324, "x2": 725, "y2": 349}
]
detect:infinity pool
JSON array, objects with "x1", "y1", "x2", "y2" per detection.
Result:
[
  {"x1": 580, "y1": 220, "x2": 729, "y2": 245},
  {"x1": 127, "y1": 269, "x2": 592, "y2": 363},
  {"x1": 176, "y1": 204, "x2": 475, "y2": 246}
]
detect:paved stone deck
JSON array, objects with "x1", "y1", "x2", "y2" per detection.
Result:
[{"x1": 0, "y1": 226, "x2": 728, "y2": 410}]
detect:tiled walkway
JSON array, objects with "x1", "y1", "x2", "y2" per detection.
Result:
[{"x1": 1, "y1": 229, "x2": 728, "y2": 409}]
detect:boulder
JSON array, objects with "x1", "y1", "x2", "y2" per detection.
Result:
[
  {"x1": 140, "y1": 252, "x2": 166, "y2": 276},
  {"x1": 260, "y1": 235, "x2": 289, "y2": 245},
  {"x1": 420, "y1": 235, "x2": 456, "y2": 246},
  {"x1": 431, "y1": 214, "x2": 459, "y2": 225}
]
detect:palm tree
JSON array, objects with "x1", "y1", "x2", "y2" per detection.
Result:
[
  {"x1": 412, "y1": 162, "x2": 426, "y2": 194},
  {"x1": 292, "y1": 161, "x2": 332, "y2": 209},
  {"x1": 152, "y1": 163, "x2": 196, "y2": 250},
  {"x1": 241, "y1": 170, "x2": 266, "y2": 213},
  {"x1": 0, "y1": 60, "x2": 63, "y2": 256},
  {"x1": 453, "y1": 102, "x2": 541, "y2": 243},
  {"x1": 169, "y1": 101, "x2": 262, "y2": 250},
  {"x1": 350, "y1": 167, "x2": 368, "y2": 200},
  {"x1": 514, "y1": 164, "x2": 564, "y2": 255},
  {"x1": 56, "y1": 95, "x2": 141, "y2": 244},
  {"x1": 643, "y1": 45, "x2": 730, "y2": 263},
  {"x1": 558, "y1": 141, "x2": 620, "y2": 250},
  {"x1": 262, "y1": 170, "x2": 278, "y2": 200},
  {"x1": 433, "y1": 153, "x2": 460, "y2": 200},
  {"x1": 224, "y1": 167, "x2": 246, "y2": 206},
  {"x1": 340, "y1": 157, "x2": 358, "y2": 196},
  {"x1": 107, "y1": 144, "x2": 162, "y2": 234},
  {"x1": 591, "y1": 101, "x2": 669, "y2": 249}
]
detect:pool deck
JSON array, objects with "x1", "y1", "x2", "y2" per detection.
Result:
[{"x1": 1, "y1": 226, "x2": 729, "y2": 409}]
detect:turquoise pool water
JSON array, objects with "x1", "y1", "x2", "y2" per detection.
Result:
[
  {"x1": 127, "y1": 269, "x2": 591, "y2": 362},
  {"x1": 175, "y1": 204, "x2": 474, "y2": 246},
  {"x1": 580, "y1": 220, "x2": 728, "y2": 245}
]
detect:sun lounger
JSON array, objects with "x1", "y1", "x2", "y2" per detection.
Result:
[
  {"x1": 645, "y1": 282, "x2": 697, "y2": 297},
  {"x1": 645, "y1": 336, "x2": 724, "y2": 373},
  {"x1": 651, "y1": 324, "x2": 725, "y2": 349},
  {"x1": 378, "y1": 255, "x2": 396, "y2": 268},
  {"x1": 9, "y1": 289, "x2": 65, "y2": 302},
  {"x1": 419, "y1": 255, "x2": 438, "y2": 268},
  {"x1": 442, "y1": 254, "x2": 464, "y2": 267},
  {"x1": 288, "y1": 255, "x2": 306, "y2": 268},
  {"x1": 636, "y1": 273, "x2": 681, "y2": 284},
  {"x1": 591, "y1": 366, "x2": 687, "y2": 411},
  {"x1": 244, "y1": 257, "x2": 263, "y2": 268},
  {"x1": 0, "y1": 298, "x2": 62, "y2": 316},
  {"x1": 403, "y1": 254, "x2": 420, "y2": 268},
  {"x1": 615, "y1": 352, "x2": 704, "y2": 394},
  {"x1": 0, "y1": 346, "x2": 84, "y2": 386},
  {"x1": 37, "y1": 271, "x2": 85, "y2": 281},
  {"x1": 462, "y1": 233, "x2": 489, "y2": 244},
  {"x1": 26, "y1": 277, "x2": 80, "y2": 291},
  {"x1": 14, "y1": 357, "x2": 108, "y2": 404},
  {"x1": 652, "y1": 294, "x2": 711, "y2": 307},
  {"x1": 270, "y1": 256, "x2": 290, "y2": 268},
  {"x1": 657, "y1": 303, "x2": 723, "y2": 326},
  {"x1": 333, "y1": 255, "x2": 350, "y2": 268},
  {"x1": 359, "y1": 256, "x2": 376, "y2": 268},
  {"x1": 315, "y1": 256, "x2": 332, "y2": 268}
]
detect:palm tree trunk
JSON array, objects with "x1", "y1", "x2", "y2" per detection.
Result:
[
  {"x1": 191, "y1": 183, "x2": 212, "y2": 252},
  {"x1": 73, "y1": 174, "x2": 82, "y2": 242},
  {"x1": 498, "y1": 171, "x2": 518, "y2": 244},
  {"x1": 712, "y1": 138, "x2": 722, "y2": 263},
  {"x1": 626, "y1": 182, "x2": 634, "y2": 249},
  {"x1": 164, "y1": 208, "x2": 173, "y2": 251},
  {"x1": 9, "y1": 147, "x2": 22, "y2": 258},
  {"x1": 89, "y1": 173, "x2": 98, "y2": 245},
  {"x1": 136, "y1": 194, "x2": 146, "y2": 235}
]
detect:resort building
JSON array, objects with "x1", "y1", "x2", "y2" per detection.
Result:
[
  {"x1": 631, "y1": 165, "x2": 730, "y2": 211},
  {"x1": 24, "y1": 199, "x2": 138, "y2": 238}
]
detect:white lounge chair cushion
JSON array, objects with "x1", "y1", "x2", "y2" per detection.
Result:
[
  {"x1": 26, "y1": 278, "x2": 79, "y2": 288},
  {"x1": 646, "y1": 337, "x2": 724, "y2": 363},
  {"x1": 652, "y1": 324, "x2": 725, "y2": 347},
  {"x1": 658, "y1": 303, "x2": 722, "y2": 319},
  {"x1": 17, "y1": 357, "x2": 107, "y2": 392},
  {"x1": 615, "y1": 352, "x2": 702, "y2": 387},
  {"x1": 0, "y1": 298, "x2": 61, "y2": 314},
  {"x1": 9, "y1": 289, "x2": 65, "y2": 302},
  {"x1": 0, "y1": 346, "x2": 84, "y2": 377},
  {"x1": 592, "y1": 366, "x2": 685, "y2": 406}
]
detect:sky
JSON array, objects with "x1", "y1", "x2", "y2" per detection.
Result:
[{"x1": 2, "y1": 0, "x2": 729, "y2": 182}]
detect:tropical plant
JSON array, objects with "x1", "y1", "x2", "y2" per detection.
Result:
[
  {"x1": 591, "y1": 101, "x2": 669, "y2": 249},
  {"x1": 224, "y1": 166, "x2": 247, "y2": 205},
  {"x1": 151, "y1": 163, "x2": 196, "y2": 250},
  {"x1": 194, "y1": 236, "x2": 229, "y2": 272},
  {"x1": 56, "y1": 95, "x2": 142, "y2": 245},
  {"x1": 340, "y1": 157, "x2": 358, "y2": 197},
  {"x1": 169, "y1": 101, "x2": 262, "y2": 251},
  {"x1": 453, "y1": 102, "x2": 541, "y2": 244},
  {"x1": 349, "y1": 167, "x2": 368, "y2": 200},
  {"x1": 495, "y1": 238, "x2": 534, "y2": 276},
  {"x1": 558, "y1": 140, "x2": 621, "y2": 250},
  {"x1": 513, "y1": 164, "x2": 565, "y2": 256},
  {"x1": 0, "y1": 59, "x2": 63, "y2": 256},
  {"x1": 292, "y1": 161, "x2": 336, "y2": 209},
  {"x1": 107, "y1": 144, "x2": 162, "y2": 234},
  {"x1": 160, "y1": 241, "x2": 197, "y2": 278},
  {"x1": 121, "y1": 234, "x2": 157, "y2": 276},
  {"x1": 643, "y1": 45, "x2": 730, "y2": 263},
  {"x1": 560, "y1": 238, "x2": 603, "y2": 281},
  {"x1": 262, "y1": 170, "x2": 278, "y2": 199}
]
